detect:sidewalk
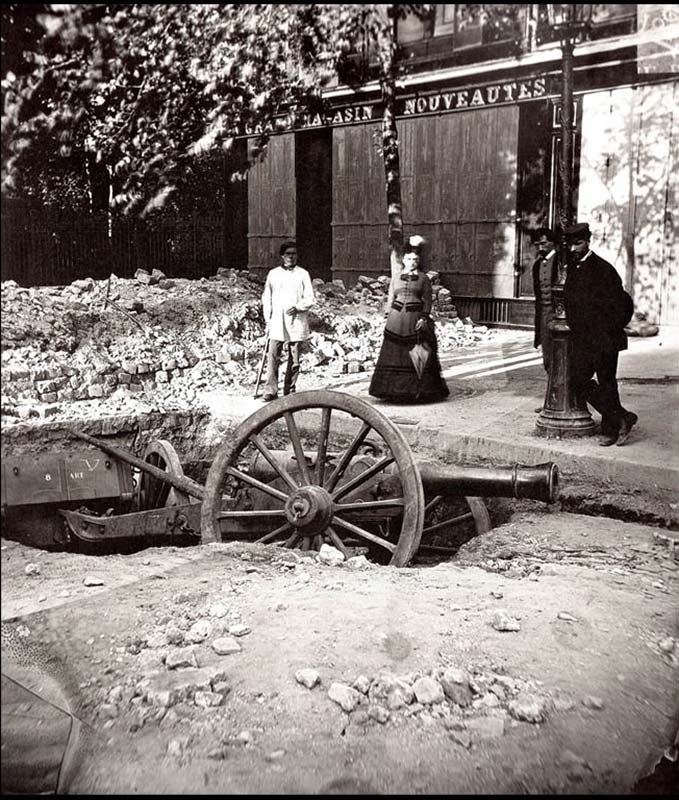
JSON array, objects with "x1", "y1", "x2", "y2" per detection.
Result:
[{"x1": 201, "y1": 327, "x2": 679, "y2": 495}]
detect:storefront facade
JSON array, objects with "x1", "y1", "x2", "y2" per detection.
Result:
[{"x1": 244, "y1": 5, "x2": 678, "y2": 327}]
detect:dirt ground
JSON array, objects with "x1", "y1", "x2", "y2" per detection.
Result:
[{"x1": 2, "y1": 509, "x2": 678, "y2": 795}]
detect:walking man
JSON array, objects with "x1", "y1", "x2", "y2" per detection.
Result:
[
  {"x1": 563, "y1": 222, "x2": 637, "y2": 446},
  {"x1": 531, "y1": 227, "x2": 560, "y2": 373},
  {"x1": 261, "y1": 241, "x2": 315, "y2": 401}
]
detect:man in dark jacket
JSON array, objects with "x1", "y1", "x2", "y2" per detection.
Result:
[
  {"x1": 563, "y1": 222, "x2": 637, "y2": 446},
  {"x1": 531, "y1": 227, "x2": 560, "y2": 372}
]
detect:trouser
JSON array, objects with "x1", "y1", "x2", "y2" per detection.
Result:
[
  {"x1": 539, "y1": 307, "x2": 554, "y2": 372},
  {"x1": 570, "y1": 345, "x2": 627, "y2": 437},
  {"x1": 263, "y1": 339, "x2": 301, "y2": 396}
]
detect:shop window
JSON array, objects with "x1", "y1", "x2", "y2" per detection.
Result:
[
  {"x1": 535, "y1": 3, "x2": 636, "y2": 46},
  {"x1": 397, "y1": 5, "x2": 522, "y2": 49}
]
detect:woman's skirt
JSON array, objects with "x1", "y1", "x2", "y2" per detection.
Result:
[{"x1": 369, "y1": 329, "x2": 449, "y2": 403}]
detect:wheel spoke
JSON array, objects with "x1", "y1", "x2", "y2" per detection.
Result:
[
  {"x1": 316, "y1": 407, "x2": 332, "y2": 486},
  {"x1": 424, "y1": 495, "x2": 443, "y2": 514},
  {"x1": 332, "y1": 456, "x2": 395, "y2": 502},
  {"x1": 301, "y1": 536, "x2": 312, "y2": 551},
  {"x1": 225, "y1": 466, "x2": 289, "y2": 503},
  {"x1": 284, "y1": 412, "x2": 312, "y2": 485},
  {"x1": 249, "y1": 434, "x2": 299, "y2": 491},
  {"x1": 331, "y1": 515, "x2": 396, "y2": 553},
  {"x1": 422, "y1": 512, "x2": 473, "y2": 536},
  {"x1": 334, "y1": 497, "x2": 405, "y2": 513},
  {"x1": 325, "y1": 421, "x2": 372, "y2": 492},
  {"x1": 326, "y1": 526, "x2": 351, "y2": 559},
  {"x1": 255, "y1": 521, "x2": 293, "y2": 545},
  {"x1": 218, "y1": 509, "x2": 287, "y2": 520},
  {"x1": 284, "y1": 532, "x2": 300, "y2": 549}
]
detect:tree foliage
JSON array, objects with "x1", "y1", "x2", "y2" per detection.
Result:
[{"x1": 2, "y1": 4, "x2": 426, "y2": 220}]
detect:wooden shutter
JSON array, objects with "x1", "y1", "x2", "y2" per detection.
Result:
[{"x1": 247, "y1": 133, "x2": 296, "y2": 273}]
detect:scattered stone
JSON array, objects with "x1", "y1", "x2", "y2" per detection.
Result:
[
  {"x1": 328, "y1": 682, "x2": 361, "y2": 713},
  {"x1": 208, "y1": 603, "x2": 228, "y2": 619},
  {"x1": 266, "y1": 749, "x2": 286, "y2": 761},
  {"x1": 344, "y1": 555, "x2": 370, "y2": 571},
  {"x1": 194, "y1": 691, "x2": 224, "y2": 708},
  {"x1": 658, "y1": 637, "x2": 675, "y2": 654},
  {"x1": 212, "y1": 637, "x2": 242, "y2": 656},
  {"x1": 237, "y1": 730, "x2": 252, "y2": 744},
  {"x1": 295, "y1": 669, "x2": 321, "y2": 689},
  {"x1": 353, "y1": 675, "x2": 371, "y2": 695},
  {"x1": 491, "y1": 611, "x2": 521, "y2": 632},
  {"x1": 368, "y1": 674, "x2": 414, "y2": 710},
  {"x1": 582, "y1": 695, "x2": 605, "y2": 710},
  {"x1": 165, "y1": 626, "x2": 185, "y2": 646},
  {"x1": 228, "y1": 624, "x2": 251, "y2": 637},
  {"x1": 165, "y1": 647, "x2": 199, "y2": 670},
  {"x1": 83, "y1": 574, "x2": 105, "y2": 587},
  {"x1": 473, "y1": 692, "x2": 501, "y2": 710},
  {"x1": 207, "y1": 748, "x2": 227, "y2": 760},
  {"x1": 413, "y1": 676, "x2": 445, "y2": 705},
  {"x1": 490, "y1": 590, "x2": 503, "y2": 599},
  {"x1": 367, "y1": 705, "x2": 390, "y2": 724},
  {"x1": 557, "y1": 612, "x2": 578, "y2": 622},
  {"x1": 24, "y1": 563, "x2": 41, "y2": 576},
  {"x1": 508, "y1": 693, "x2": 548, "y2": 723},
  {"x1": 318, "y1": 543, "x2": 345, "y2": 566},
  {"x1": 187, "y1": 620, "x2": 212, "y2": 643}
]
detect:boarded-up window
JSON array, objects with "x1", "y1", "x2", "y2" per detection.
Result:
[
  {"x1": 331, "y1": 105, "x2": 519, "y2": 296},
  {"x1": 248, "y1": 133, "x2": 296, "y2": 273}
]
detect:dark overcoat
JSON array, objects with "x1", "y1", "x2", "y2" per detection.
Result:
[
  {"x1": 531, "y1": 251, "x2": 559, "y2": 348},
  {"x1": 564, "y1": 251, "x2": 629, "y2": 356}
]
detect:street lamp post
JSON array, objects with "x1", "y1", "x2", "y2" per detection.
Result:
[{"x1": 536, "y1": 3, "x2": 596, "y2": 439}]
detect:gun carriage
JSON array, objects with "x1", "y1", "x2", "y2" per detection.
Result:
[{"x1": 1, "y1": 391, "x2": 558, "y2": 566}]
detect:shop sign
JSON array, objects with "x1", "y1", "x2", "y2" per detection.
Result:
[
  {"x1": 244, "y1": 75, "x2": 550, "y2": 135},
  {"x1": 402, "y1": 77, "x2": 548, "y2": 116}
]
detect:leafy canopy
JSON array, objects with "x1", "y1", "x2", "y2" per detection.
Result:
[{"x1": 2, "y1": 3, "x2": 431, "y2": 216}]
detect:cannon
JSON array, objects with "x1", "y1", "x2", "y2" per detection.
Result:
[{"x1": 42, "y1": 390, "x2": 559, "y2": 566}]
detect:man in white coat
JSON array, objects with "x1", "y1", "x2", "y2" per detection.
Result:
[{"x1": 261, "y1": 241, "x2": 315, "y2": 401}]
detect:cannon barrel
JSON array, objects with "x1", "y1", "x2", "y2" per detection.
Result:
[
  {"x1": 66, "y1": 429, "x2": 205, "y2": 501},
  {"x1": 418, "y1": 461, "x2": 559, "y2": 503},
  {"x1": 248, "y1": 450, "x2": 559, "y2": 505}
]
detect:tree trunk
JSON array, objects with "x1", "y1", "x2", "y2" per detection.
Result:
[
  {"x1": 381, "y1": 75, "x2": 403, "y2": 254},
  {"x1": 381, "y1": 8, "x2": 403, "y2": 255}
]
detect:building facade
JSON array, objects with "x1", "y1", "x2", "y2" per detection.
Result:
[{"x1": 243, "y1": 4, "x2": 678, "y2": 327}]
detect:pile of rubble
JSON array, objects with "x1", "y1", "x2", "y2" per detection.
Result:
[{"x1": 0, "y1": 267, "x2": 492, "y2": 425}]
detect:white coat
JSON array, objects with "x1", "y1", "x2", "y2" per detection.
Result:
[{"x1": 261, "y1": 265, "x2": 315, "y2": 342}]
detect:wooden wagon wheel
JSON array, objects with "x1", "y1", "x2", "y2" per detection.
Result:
[
  {"x1": 135, "y1": 440, "x2": 192, "y2": 511},
  {"x1": 201, "y1": 390, "x2": 425, "y2": 567},
  {"x1": 415, "y1": 494, "x2": 491, "y2": 561}
]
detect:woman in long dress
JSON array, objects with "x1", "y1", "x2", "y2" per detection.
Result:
[{"x1": 369, "y1": 240, "x2": 449, "y2": 403}]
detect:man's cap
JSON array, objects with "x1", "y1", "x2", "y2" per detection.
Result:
[
  {"x1": 408, "y1": 234, "x2": 426, "y2": 249},
  {"x1": 563, "y1": 222, "x2": 591, "y2": 240}
]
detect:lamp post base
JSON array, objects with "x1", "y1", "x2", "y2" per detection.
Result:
[
  {"x1": 536, "y1": 408, "x2": 596, "y2": 438},
  {"x1": 535, "y1": 289, "x2": 596, "y2": 439}
]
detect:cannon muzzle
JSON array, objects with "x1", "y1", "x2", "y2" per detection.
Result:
[{"x1": 418, "y1": 461, "x2": 559, "y2": 504}]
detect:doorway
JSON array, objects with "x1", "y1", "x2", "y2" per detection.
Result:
[{"x1": 295, "y1": 128, "x2": 333, "y2": 282}]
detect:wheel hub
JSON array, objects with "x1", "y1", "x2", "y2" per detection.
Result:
[{"x1": 284, "y1": 485, "x2": 334, "y2": 533}]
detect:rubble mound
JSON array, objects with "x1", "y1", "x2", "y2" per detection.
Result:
[{"x1": 1, "y1": 268, "x2": 492, "y2": 426}]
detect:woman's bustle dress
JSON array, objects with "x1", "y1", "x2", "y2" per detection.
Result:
[{"x1": 369, "y1": 267, "x2": 449, "y2": 403}]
